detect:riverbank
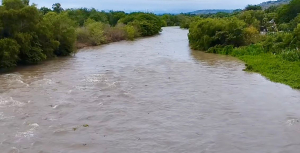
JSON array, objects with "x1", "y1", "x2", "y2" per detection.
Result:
[
  {"x1": 240, "y1": 54, "x2": 300, "y2": 89},
  {"x1": 2, "y1": 27, "x2": 300, "y2": 153},
  {"x1": 187, "y1": 0, "x2": 300, "y2": 89},
  {"x1": 198, "y1": 45, "x2": 300, "y2": 89},
  {"x1": 0, "y1": 1, "x2": 163, "y2": 69}
]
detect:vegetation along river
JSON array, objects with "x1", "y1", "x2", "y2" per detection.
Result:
[{"x1": 1, "y1": 27, "x2": 300, "y2": 153}]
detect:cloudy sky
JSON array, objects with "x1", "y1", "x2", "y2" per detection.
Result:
[{"x1": 29, "y1": 0, "x2": 272, "y2": 13}]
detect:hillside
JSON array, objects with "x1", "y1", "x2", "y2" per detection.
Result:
[
  {"x1": 189, "y1": 0, "x2": 291, "y2": 15},
  {"x1": 259, "y1": 0, "x2": 291, "y2": 8},
  {"x1": 189, "y1": 9, "x2": 234, "y2": 15}
]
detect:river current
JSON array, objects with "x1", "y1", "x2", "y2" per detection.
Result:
[{"x1": 1, "y1": 27, "x2": 300, "y2": 153}]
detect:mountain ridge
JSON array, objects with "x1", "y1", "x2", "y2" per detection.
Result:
[
  {"x1": 258, "y1": 0, "x2": 291, "y2": 8},
  {"x1": 189, "y1": 0, "x2": 291, "y2": 15}
]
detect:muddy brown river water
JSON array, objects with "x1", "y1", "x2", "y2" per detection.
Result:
[{"x1": 1, "y1": 27, "x2": 300, "y2": 153}]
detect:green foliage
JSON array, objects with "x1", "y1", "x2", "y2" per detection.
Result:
[
  {"x1": 188, "y1": 17, "x2": 249, "y2": 50},
  {"x1": 119, "y1": 13, "x2": 162, "y2": 36},
  {"x1": 124, "y1": 25, "x2": 139, "y2": 40},
  {"x1": 2, "y1": 0, "x2": 26, "y2": 10},
  {"x1": 44, "y1": 12, "x2": 76, "y2": 56},
  {"x1": 277, "y1": 0, "x2": 300, "y2": 23},
  {"x1": 76, "y1": 19, "x2": 140, "y2": 45},
  {"x1": 188, "y1": 0, "x2": 300, "y2": 89},
  {"x1": 84, "y1": 18, "x2": 106, "y2": 45},
  {"x1": 160, "y1": 14, "x2": 180, "y2": 26},
  {"x1": 237, "y1": 10, "x2": 264, "y2": 29},
  {"x1": 245, "y1": 5, "x2": 262, "y2": 11},
  {"x1": 0, "y1": 0, "x2": 76, "y2": 68},
  {"x1": 280, "y1": 50, "x2": 300, "y2": 61},
  {"x1": 108, "y1": 11, "x2": 126, "y2": 26},
  {"x1": 240, "y1": 54, "x2": 300, "y2": 89},
  {"x1": 265, "y1": 5, "x2": 280, "y2": 13},
  {"x1": 39, "y1": 7, "x2": 52, "y2": 15},
  {"x1": 52, "y1": 3, "x2": 63, "y2": 13},
  {"x1": 0, "y1": 38, "x2": 20, "y2": 68},
  {"x1": 66, "y1": 8, "x2": 109, "y2": 26}
]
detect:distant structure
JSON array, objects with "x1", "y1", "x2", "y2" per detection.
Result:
[{"x1": 260, "y1": 26, "x2": 268, "y2": 35}]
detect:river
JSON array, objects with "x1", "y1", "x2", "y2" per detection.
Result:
[{"x1": 1, "y1": 27, "x2": 300, "y2": 153}]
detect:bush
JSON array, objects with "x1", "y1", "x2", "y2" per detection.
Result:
[
  {"x1": 243, "y1": 26, "x2": 260, "y2": 45},
  {"x1": 281, "y1": 50, "x2": 300, "y2": 61},
  {"x1": 188, "y1": 17, "x2": 247, "y2": 50},
  {"x1": 124, "y1": 25, "x2": 139, "y2": 40},
  {"x1": 79, "y1": 18, "x2": 106, "y2": 45},
  {"x1": 104, "y1": 23, "x2": 126, "y2": 42},
  {"x1": 119, "y1": 13, "x2": 162, "y2": 37},
  {"x1": 0, "y1": 38, "x2": 20, "y2": 68},
  {"x1": 43, "y1": 12, "x2": 77, "y2": 56},
  {"x1": 261, "y1": 32, "x2": 295, "y2": 53}
]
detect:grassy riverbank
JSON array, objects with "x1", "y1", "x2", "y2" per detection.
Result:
[
  {"x1": 199, "y1": 44, "x2": 300, "y2": 88},
  {"x1": 187, "y1": 0, "x2": 300, "y2": 89},
  {"x1": 240, "y1": 54, "x2": 300, "y2": 88}
]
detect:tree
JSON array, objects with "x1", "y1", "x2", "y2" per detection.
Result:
[
  {"x1": 119, "y1": 13, "x2": 162, "y2": 36},
  {"x1": 2, "y1": 0, "x2": 25, "y2": 10},
  {"x1": 277, "y1": 0, "x2": 300, "y2": 23},
  {"x1": 245, "y1": 5, "x2": 262, "y2": 11},
  {"x1": 43, "y1": 12, "x2": 76, "y2": 56},
  {"x1": 0, "y1": 38, "x2": 20, "y2": 68},
  {"x1": 22, "y1": 0, "x2": 29, "y2": 5},
  {"x1": 52, "y1": 3, "x2": 63, "y2": 13},
  {"x1": 40, "y1": 7, "x2": 52, "y2": 15},
  {"x1": 188, "y1": 17, "x2": 247, "y2": 50}
]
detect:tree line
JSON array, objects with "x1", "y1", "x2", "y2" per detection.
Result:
[
  {"x1": 0, "y1": 0, "x2": 168, "y2": 69},
  {"x1": 187, "y1": 0, "x2": 300, "y2": 88}
]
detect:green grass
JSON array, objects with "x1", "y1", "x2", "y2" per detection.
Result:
[
  {"x1": 203, "y1": 44, "x2": 300, "y2": 89},
  {"x1": 238, "y1": 54, "x2": 300, "y2": 89}
]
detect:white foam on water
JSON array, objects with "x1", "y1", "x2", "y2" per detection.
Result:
[
  {"x1": 30, "y1": 78, "x2": 54, "y2": 86},
  {"x1": 286, "y1": 119, "x2": 300, "y2": 126},
  {"x1": 15, "y1": 123, "x2": 39, "y2": 140},
  {"x1": 83, "y1": 74, "x2": 107, "y2": 83},
  {"x1": 14, "y1": 79, "x2": 29, "y2": 87},
  {"x1": 74, "y1": 85, "x2": 93, "y2": 91},
  {"x1": 52, "y1": 105, "x2": 59, "y2": 109},
  {"x1": 67, "y1": 90, "x2": 72, "y2": 94},
  {"x1": 3, "y1": 73, "x2": 29, "y2": 88},
  {"x1": 0, "y1": 112, "x2": 15, "y2": 120},
  {"x1": 0, "y1": 96, "x2": 25, "y2": 108}
]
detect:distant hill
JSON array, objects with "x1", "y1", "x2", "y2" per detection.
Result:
[
  {"x1": 189, "y1": 9, "x2": 234, "y2": 15},
  {"x1": 259, "y1": 0, "x2": 291, "y2": 8},
  {"x1": 188, "y1": 0, "x2": 291, "y2": 15}
]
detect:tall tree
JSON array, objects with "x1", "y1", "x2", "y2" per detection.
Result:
[
  {"x1": 40, "y1": 7, "x2": 52, "y2": 15},
  {"x1": 52, "y1": 3, "x2": 63, "y2": 13}
]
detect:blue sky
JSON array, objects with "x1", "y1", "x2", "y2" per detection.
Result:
[{"x1": 29, "y1": 0, "x2": 272, "y2": 13}]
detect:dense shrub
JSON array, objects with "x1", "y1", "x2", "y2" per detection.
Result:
[
  {"x1": 281, "y1": 50, "x2": 300, "y2": 61},
  {"x1": 104, "y1": 24, "x2": 126, "y2": 42},
  {"x1": 277, "y1": 0, "x2": 300, "y2": 23},
  {"x1": 124, "y1": 25, "x2": 139, "y2": 40},
  {"x1": 84, "y1": 18, "x2": 106, "y2": 45},
  {"x1": 119, "y1": 13, "x2": 162, "y2": 36},
  {"x1": 0, "y1": 38, "x2": 20, "y2": 68},
  {"x1": 0, "y1": 0, "x2": 76, "y2": 68},
  {"x1": 188, "y1": 17, "x2": 251, "y2": 50}
]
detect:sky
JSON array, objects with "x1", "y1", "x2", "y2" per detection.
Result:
[{"x1": 29, "y1": 0, "x2": 273, "y2": 13}]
